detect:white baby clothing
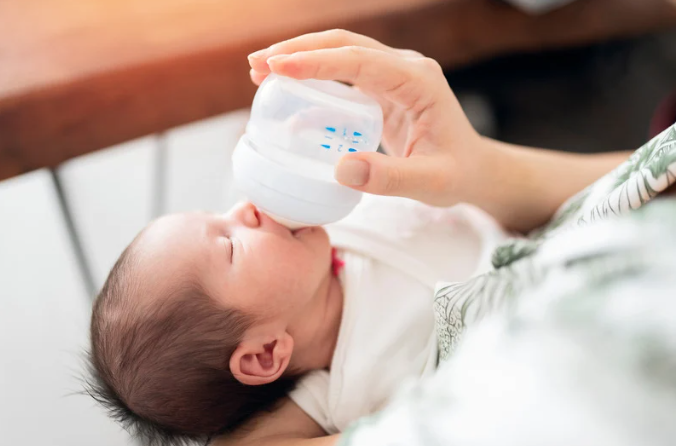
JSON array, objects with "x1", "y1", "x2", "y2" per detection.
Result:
[{"x1": 289, "y1": 195, "x2": 507, "y2": 433}]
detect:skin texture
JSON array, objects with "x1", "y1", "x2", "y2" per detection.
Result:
[{"x1": 134, "y1": 202, "x2": 344, "y2": 383}]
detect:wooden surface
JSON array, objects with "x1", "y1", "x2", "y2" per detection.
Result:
[{"x1": 2, "y1": 0, "x2": 676, "y2": 181}]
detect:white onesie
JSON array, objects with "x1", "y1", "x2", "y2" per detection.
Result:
[{"x1": 289, "y1": 194, "x2": 507, "y2": 434}]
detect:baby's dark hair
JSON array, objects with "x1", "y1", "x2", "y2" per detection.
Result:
[{"x1": 86, "y1": 240, "x2": 299, "y2": 446}]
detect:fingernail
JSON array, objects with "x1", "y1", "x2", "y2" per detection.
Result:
[
  {"x1": 335, "y1": 159, "x2": 370, "y2": 186},
  {"x1": 248, "y1": 49, "x2": 267, "y2": 60}
]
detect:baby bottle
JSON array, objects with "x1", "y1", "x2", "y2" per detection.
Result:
[{"x1": 232, "y1": 74, "x2": 383, "y2": 228}]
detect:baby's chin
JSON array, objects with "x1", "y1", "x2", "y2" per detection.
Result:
[
  {"x1": 292, "y1": 225, "x2": 325, "y2": 239},
  {"x1": 294, "y1": 226, "x2": 331, "y2": 254}
]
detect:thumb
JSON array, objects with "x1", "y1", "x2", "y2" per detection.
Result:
[{"x1": 334, "y1": 152, "x2": 451, "y2": 204}]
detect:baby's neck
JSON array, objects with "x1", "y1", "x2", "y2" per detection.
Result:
[
  {"x1": 289, "y1": 272, "x2": 344, "y2": 373},
  {"x1": 324, "y1": 273, "x2": 343, "y2": 370}
]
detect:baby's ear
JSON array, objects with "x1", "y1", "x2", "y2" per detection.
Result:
[{"x1": 230, "y1": 333, "x2": 294, "y2": 385}]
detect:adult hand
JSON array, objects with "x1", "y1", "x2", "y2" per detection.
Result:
[
  {"x1": 247, "y1": 30, "x2": 486, "y2": 207},
  {"x1": 248, "y1": 30, "x2": 632, "y2": 233}
]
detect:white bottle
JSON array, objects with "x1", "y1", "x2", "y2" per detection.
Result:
[{"x1": 232, "y1": 74, "x2": 383, "y2": 228}]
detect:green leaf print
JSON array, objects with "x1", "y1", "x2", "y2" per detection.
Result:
[
  {"x1": 491, "y1": 239, "x2": 540, "y2": 269},
  {"x1": 540, "y1": 188, "x2": 590, "y2": 235},
  {"x1": 431, "y1": 123, "x2": 676, "y2": 363},
  {"x1": 614, "y1": 125, "x2": 676, "y2": 189},
  {"x1": 613, "y1": 139, "x2": 657, "y2": 189},
  {"x1": 647, "y1": 144, "x2": 676, "y2": 180}
]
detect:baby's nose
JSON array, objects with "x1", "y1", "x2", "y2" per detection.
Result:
[{"x1": 234, "y1": 202, "x2": 261, "y2": 228}]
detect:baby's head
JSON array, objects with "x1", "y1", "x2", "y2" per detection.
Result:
[{"x1": 87, "y1": 203, "x2": 341, "y2": 445}]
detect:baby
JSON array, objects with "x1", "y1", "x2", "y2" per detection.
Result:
[{"x1": 87, "y1": 194, "x2": 505, "y2": 445}]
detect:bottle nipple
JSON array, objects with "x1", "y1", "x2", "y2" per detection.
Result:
[{"x1": 263, "y1": 210, "x2": 312, "y2": 229}]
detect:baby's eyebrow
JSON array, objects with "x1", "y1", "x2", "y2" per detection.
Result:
[{"x1": 205, "y1": 215, "x2": 230, "y2": 236}]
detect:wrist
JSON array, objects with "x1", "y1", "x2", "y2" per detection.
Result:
[
  {"x1": 457, "y1": 135, "x2": 518, "y2": 210},
  {"x1": 465, "y1": 138, "x2": 626, "y2": 233},
  {"x1": 460, "y1": 136, "x2": 542, "y2": 232}
]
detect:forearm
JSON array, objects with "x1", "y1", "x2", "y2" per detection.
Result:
[
  {"x1": 210, "y1": 399, "x2": 338, "y2": 446},
  {"x1": 214, "y1": 434, "x2": 339, "y2": 446},
  {"x1": 271, "y1": 436, "x2": 339, "y2": 446},
  {"x1": 470, "y1": 137, "x2": 631, "y2": 233}
]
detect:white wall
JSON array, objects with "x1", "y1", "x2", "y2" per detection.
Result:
[
  {"x1": 0, "y1": 171, "x2": 132, "y2": 446},
  {"x1": 0, "y1": 110, "x2": 249, "y2": 446}
]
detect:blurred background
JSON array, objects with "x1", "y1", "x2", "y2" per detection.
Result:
[{"x1": 1, "y1": 0, "x2": 676, "y2": 445}]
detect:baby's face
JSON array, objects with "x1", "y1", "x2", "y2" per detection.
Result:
[{"x1": 133, "y1": 202, "x2": 333, "y2": 330}]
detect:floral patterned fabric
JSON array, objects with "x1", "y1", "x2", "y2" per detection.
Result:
[
  {"x1": 340, "y1": 123, "x2": 676, "y2": 446},
  {"x1": 436, "y1": 123, "x2": 676, "y2": 361}
]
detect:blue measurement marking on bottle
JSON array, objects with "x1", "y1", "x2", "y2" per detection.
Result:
[
  {"x1": 353, "y1": 131, "x2": 362, "y2": 137},
  {"x1": 324, "y1": 135, "x2": 333, "y2": 140},
  {"x1": 348, "y1": 148, "x2": 357, "y2": 152},
  {"x1": 326, "y1": 127, "x2": 336, "y2": 132},
  {"x1": 321, "y1": 144, "x2": 331, "y2": 149}
]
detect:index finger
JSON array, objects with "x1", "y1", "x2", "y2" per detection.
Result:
[
  {"x1": 248, "y1": 29, "x2": 400, "y2": 74},
  {"x1": 267, "y1": 46, "x2": 447, "y2": 115}
]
